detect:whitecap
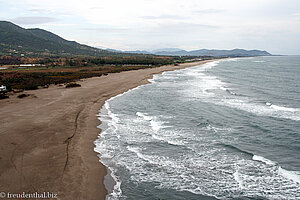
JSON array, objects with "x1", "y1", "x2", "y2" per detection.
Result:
[
  {"x1": 136, "y1": 112, "x2": 170, "y2": 132},
  {"x1": 217, "y1": 98, "x2": 300, "y2": 121},
  {"x1": 136, "y1": 112, "x2": 153, "y2": 121},
  {"x1": 266, "y1": 102, "x2": 272, "y2": 106},
  {"x1": 252, "y1": 155, "x2": 276, "y2": 165},
  {"x1": 270, "y1": 104, "x2": 300, "y2": 112}
]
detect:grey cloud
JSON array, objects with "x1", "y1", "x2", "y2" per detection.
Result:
[
  {"x1": 88, "y1": 7, "x2": 104, "y2": 10},
  {"x1": 139, "y1": 22, "x2": 219, "y2": 37},
  {"x1": 80, "y1": 27, "x2": 128, "y2": 32},
  {"x1": 27, "y1": 8, "x2": 75, "y2": 17},
  {"x1": 28, "y1": 8, "x2": 51, "y2": 13},
  {"x1": 141, "y1": 14, "x2": 187, "y2": 20},
  {"x1": 11, "y1": 16, "x2": 59, "y2": 25},
  {"x1": 194, "y1": 8, "x2": 224, "y2": 14},
  {"x1": 156, "y1": 22, "x2": 218, "y2": 31}
]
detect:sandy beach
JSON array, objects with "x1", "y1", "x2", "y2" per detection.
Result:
[{"x1": 0, "y1": 60, "x2": 212, "y2": 199}]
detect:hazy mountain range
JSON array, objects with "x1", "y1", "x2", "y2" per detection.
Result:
[
  {"x1": 0, "y1": 21, "x2": 271, "y2": 57},
  {"x1": 103, "y1": 47, "x2": 272, "y2": 57}
]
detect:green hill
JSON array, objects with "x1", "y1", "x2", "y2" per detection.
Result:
[{"x1": 0, "y1": 21, "x2": 115, "y2": 57}]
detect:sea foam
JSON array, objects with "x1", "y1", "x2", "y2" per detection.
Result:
[
  {"x1": 278, "y1": 167, "x2": 300, "y2": 184},
  {"x1": 95, "y1": 58, "x2": 300, "y2": 200}
]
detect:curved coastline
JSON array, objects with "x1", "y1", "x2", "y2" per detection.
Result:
[
  {"x1": 94, "y1": 59, "x2": 216, "y2": 199},
  {"x1": 94, "y1": 56, "x2": 300, "y2": 199},
  {"x1": 0, "y1": 60, "x2": 215, "y2": 200}
]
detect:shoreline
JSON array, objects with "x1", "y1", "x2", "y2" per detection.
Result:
[
  {"x1": 0, "y1": 60, "x2": 214, "y2": 199},
  {"x1": 94, "y1": 59, "x2": 216, "y2": 199}
]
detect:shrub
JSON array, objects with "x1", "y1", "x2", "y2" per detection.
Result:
[
  {"x1": 24, "y1": 84, "x2": 38, "y2": 90},
  {"x1": 65, "y1": 83, "x2": 81, "y2": 88},
  {"x1": 0, "y1": 92, "x2": 9, "y2": 99},
  {"x1": 17, "y1": 93, "x2": 30, "y2": 98}
]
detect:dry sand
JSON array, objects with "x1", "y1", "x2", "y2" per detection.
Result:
[{"x1": 0, "y1": 60, "x2": 212, "y2": 199}]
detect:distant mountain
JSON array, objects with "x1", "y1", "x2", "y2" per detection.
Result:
[
  {"x1": 152, "y1": 48, "x2": 185, "y2": 53},
  {"x1": 152, "y1": 48, "x2": 271, "y2": 57},
  {"x1": 124, "y1": 50, "x2": 152, "y2": 54},
  {"x1": 98, "y1": 48, "x2": 152, "y2": 55},
  {"x1": 102, "y1": 48, "x2": 185, "y2": 55},
  {"x1": 104, "y1": 47, "x2": 271, "y2": 57},
  {"x1": 0, "y1": 21, "x2": 115, "y2": 57},
  {"x1": 103, "y1": 48, "x2": 123, "y2": 53},
  {"x1": 153, "y1": 49, "x2": 188, "y2": 56},
  {"x1": 188, "y1": 49, "x2": 271, "y2": 57}
]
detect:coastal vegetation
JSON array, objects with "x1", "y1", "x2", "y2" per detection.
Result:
[
  {"x1": 0, "y1": 91, "x2": 8, "y2": 99},
  {"x1": 0, "y1": 55, "x2": 210, "y2": 94},
  {"x1": 17, "y1": 93, "x2": 30, "y2": 98}
]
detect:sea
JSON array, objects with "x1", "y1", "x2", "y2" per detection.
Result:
[{"x1": 94, "y1": 56, "x2": 300, "y2": 200}]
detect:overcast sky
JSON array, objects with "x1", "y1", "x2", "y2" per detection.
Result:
[{"x1": 1, "y1": 0, "x2": 300, "y2": 54}]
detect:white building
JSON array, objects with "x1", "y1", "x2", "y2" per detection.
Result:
[
  {"x1": 19, "y1": 64, "x2": 44, "y2": 67},
  {"x1": 0, "y1": 85, "x2": 7, "y2": 91}
]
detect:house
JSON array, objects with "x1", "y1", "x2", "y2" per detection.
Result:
[
  {"x1": 19, "y1": 64, "x2": 44, "y2": 67},
  {"x1": 0, "y1": 85, "x2": 7, "y2": 92}
]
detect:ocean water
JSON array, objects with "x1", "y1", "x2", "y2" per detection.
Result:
[{"x1": 94, "y1": 56, "x2": 300, "y2": 200}]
